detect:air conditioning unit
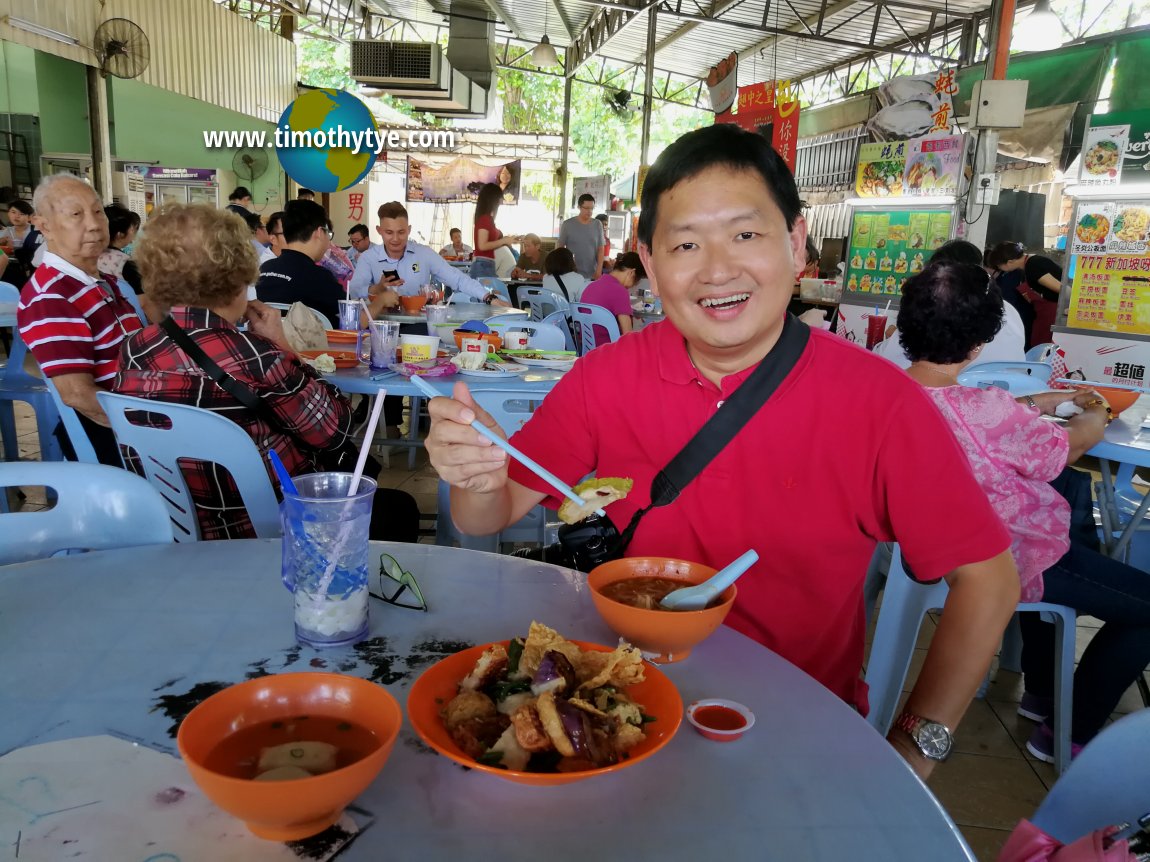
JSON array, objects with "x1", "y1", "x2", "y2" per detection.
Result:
[
  {"x1": 351, "y1": 41, "x2": 446, "y2": 91},
  {"x1": 407, "y1": 68, "x2": 487, "y2": 115},
  {"x1": 426, "y1": 88, "x2": 489, "y2": 120}
]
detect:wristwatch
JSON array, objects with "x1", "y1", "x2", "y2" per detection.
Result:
[
  {"x1": 483, "y1": 292, "x2": 496, "y2": 304},
  {"x1": 1023, "y1": 395, "x2": 1039, "y2": 411},
  {"x1": 893, "y1": 711, "x2": 954, "y2": 761}
]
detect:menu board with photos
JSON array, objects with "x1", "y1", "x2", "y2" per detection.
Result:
[
  {"x1": 843, "y1": 208, "x2": 953, "y2": 297},
  {"x1": 1070, "y1": 200, "x2": 1150, "y2": 256}
]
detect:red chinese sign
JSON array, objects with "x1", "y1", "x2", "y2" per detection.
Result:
[{"x1": 714, "y1": 79, "x2": 801, "y2": 173}]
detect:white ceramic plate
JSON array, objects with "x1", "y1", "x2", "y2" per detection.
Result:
[
  {"x1": 458, "y1": 362, "x2": 528, "y2": 378},
  {"x1": 503, "y1": 354, "x2": 576, "y2": 369}
]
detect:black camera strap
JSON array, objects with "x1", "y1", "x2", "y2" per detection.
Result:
[{"x1": 613, "y1": 313, "x2": 810, "y2": 553}]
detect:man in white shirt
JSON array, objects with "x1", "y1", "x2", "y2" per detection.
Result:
[
  {"x1": 347, "y1": 223, "x2": 372, "y2": 266},
  {"x1": 350, "y1": 202, "x2": 509, "y2": 307},
  {"x1": 438, "y1": 228, "x2": 473, "y2": 258},
  {"x1": 243, "y1": 212, "x2": 276, "y2": 265}
]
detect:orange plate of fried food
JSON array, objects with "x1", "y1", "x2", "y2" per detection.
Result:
[
  {"x1": 299, "y1": 350, "x2": 358, "y2": 369},
  {"x1": 325, "y1": 329, "x2": 359, "y2": 344},
  {"x1": 407, "y1": 624, "x2": 682, "y2": 786}
]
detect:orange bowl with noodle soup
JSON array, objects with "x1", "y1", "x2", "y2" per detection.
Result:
[{"x1": 588, "y1": 557, "x2": 736, "y2": 664}]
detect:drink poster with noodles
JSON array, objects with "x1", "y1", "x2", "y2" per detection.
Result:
[
  {"x1": 711, "y1": 73, "x2": 801, "y2": 173},
  {"x1": 1068, "y1": 254, "x2": 1150, "y2": 336}
]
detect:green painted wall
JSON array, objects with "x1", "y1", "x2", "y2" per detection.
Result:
[
  {"x1": 109, "y1": 77, "x2": 284, "y2": 205},
  {"x1": 0, "y1": 42, "x2": 40, "y2": 115},
  {"x1": 34, "y1": 52, "x2": 89, "y2": 153}
]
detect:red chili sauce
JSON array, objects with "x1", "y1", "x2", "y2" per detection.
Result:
[{"x1": 693, "y1": 705, "x2": 747, "y2": 732}]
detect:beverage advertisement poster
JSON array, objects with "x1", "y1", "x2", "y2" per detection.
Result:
[
  {"x1": 903, "y1": 135, "x2": 963, "y2": 197},
  {"x1": 843, "y1": 208, "x2": 951, "y2": 298},
  {"x1": 1068, "y1": 254, "x2": 1150, "y2": 336}
]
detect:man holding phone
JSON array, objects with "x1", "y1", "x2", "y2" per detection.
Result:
[{"x1": 349, "y1": 202, "x2": 510, "y2": 307}]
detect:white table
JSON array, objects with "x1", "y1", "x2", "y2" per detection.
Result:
[
  {"x1": 0, "y1": 540, "x2": 975, "y2": 861},
  {"x1": 1088, "y1": 395, "x2": 1150, "y2": 559}
]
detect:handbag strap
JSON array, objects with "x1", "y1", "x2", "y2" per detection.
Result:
[
  {"x1": 614, "y1": 313, "x2": 810, "y2": 551},
  {"x1": 160, "y1": 316, "x2": 271, "y2": 418},
  {"x1": 551, "y1": 273, "x2": 571, "y2": 301}
]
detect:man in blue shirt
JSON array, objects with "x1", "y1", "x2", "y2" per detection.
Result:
[{"x1": 349, "y1": 202, "x2": 510, "y2": 307}]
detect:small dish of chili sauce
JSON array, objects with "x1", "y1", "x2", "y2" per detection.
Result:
[{"x1": 686, "y1": 699, "x2": 755, "y2": 742}]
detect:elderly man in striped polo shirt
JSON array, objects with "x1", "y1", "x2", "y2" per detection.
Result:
[{"x1": 16, "y1": 175, "x2": 144, "y2": 464}]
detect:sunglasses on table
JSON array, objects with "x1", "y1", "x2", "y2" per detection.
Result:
[{"x1": 369, "y1": 552, "x2": 427, "y2": 611}]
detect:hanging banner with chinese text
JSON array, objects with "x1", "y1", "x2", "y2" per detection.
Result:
[{"x1": 713, "y1": 79, "x2": 801, "y2": 173}]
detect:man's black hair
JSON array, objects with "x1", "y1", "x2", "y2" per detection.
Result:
[
  {"x1": 228, "y1": 187, "x2": 251, "y2": 202},
  {"x1": 637, "y1": 124, "x2": 802, "y2": 247},
  {"x1": 280, "y1": 199, "x2": 331, "y2": 245},
  {"x1": 577, "y1": 193, "x2": 595, "y2": 207},
  {"x1": 242, "y1": 211, "x2": 264, "y2": 233},
  {"x1": 297, "y1": 188, "x2": 315, "y2": 199},
  {"x1": 348, "y1": 223, "x2": 369, "y2": 239}
]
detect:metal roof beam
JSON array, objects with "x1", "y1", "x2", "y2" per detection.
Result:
[{"x1": 564, "y1": 0, "x2": 661, "y2": 77}]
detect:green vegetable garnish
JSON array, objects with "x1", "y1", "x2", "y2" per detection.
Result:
[
  {"x1": 490, "y1": 679, "x2": 532, "y2": 701},
  {"x1": 477, "y1": 750, "x2": 504, "y2": 766},
  {"x1": 507, "y1": 637, "x2": 525, "y2": 674},
  {"x1": 640, "y1": 713, "x2": 657, "y2": 724}
]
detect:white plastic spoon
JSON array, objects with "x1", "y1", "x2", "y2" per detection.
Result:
[{"x1": 659, "y1": 550, "x2": 760, "y2": 611}]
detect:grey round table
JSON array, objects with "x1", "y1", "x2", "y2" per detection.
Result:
[{"x1": 0, "y1": 540, "x2": 973, "y2": 861}]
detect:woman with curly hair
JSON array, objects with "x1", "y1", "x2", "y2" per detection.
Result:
[
  {"x1": 898, "y1": 260, "x2": 1150, "y2": 763},
  {"x1": 112, "y1": 203, "x2": 357, "y2": 540}
]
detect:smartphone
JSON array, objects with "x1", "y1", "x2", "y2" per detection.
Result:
[{"x1": 383, "y1": 269, "x2": 399, "y2": 281}]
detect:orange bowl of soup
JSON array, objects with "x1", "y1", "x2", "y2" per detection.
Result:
[
  {"x1": 399, "y1": 295, "x2": 428, "y2": 314},
  {"x1": 1094, "y1": 386, "x2": 1140, "y2": 418},
  {"x1": 587, "y1": 557, "x2": 736, "y2": 664},
  {"x1": 177, "y1": 673, "x2": 402, "y2": 841}
]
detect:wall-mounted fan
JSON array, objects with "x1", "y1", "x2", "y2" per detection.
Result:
[
  {"x1": 233, "y1": 148, "x2": 269, "y2": 183},
  {"x1": 604, "y1": 89, "x2": 640, "y2": 119},
  {"x1": 94, "y1": 18, "x2": 150, "y2": 79}
]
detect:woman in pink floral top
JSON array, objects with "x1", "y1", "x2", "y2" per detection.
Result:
[{"x1": 897, "y1": 260, "x2": 1150, "y2": 763}]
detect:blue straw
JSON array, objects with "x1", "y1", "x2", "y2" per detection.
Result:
[
  {"x1": 408, "y1": 374, "x2": 605, "y2": 516},
  {"x1": 267, "y1": 449, "x2": 298, "y2": 495}
]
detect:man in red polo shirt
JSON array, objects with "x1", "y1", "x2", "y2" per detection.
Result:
[
  {"x1": 17, "y1": 175, "x2": 143, "y2": 464},
  {"x1": 424, "y1": 125, "x2": 1020, "y2": 779}
]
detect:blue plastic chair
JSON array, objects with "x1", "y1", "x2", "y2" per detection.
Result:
[
  {"x1": 113, "y1": 276, "x2": 147, "y2": 324},
  {"x1": 540, "y1": 310, "x2": 578, "y2": 351},
  {"x1": 0, "y1": 461, "x2": 173, "y2": 564},
  {"x1": 483, "y1": 319, "x2": 568, "y2": 352},
  {"x1": 476, "y1": 277, "x2": 511, "y2": 303},
  {"x1": 41, "y1": 376, "x2": 101, "y2": 464},
  {"x1": 956, "y1": 360, "x2": 1053, "y2": 396},
  {"x1": 0, "y1": 282, "x2": 63, "y2": 462},
  {"x1": 1025, "y1": 343, "x2": 1055, "y2": 363},
  {"x1": 518, "y1": 286, "x2": 570, "y2": 320},
  {"x1": 435, "y1": 387, "x2": 556, "y2": 552},
  {"x1": 96, "y1": 391, "x2": 281, "y2": 541},
  {"x1": 571, "y1": 302, "x2": 622, "y2": 356},
  {"x1": 1030, "y1": 709, "x2": 1150, "y2": 844},
  {"x1": 448, "y1": 290, "x2": 482, "y2": 304},
  {"x1": 865, "y1": 544, "x2": 1078, "y2": 774}
]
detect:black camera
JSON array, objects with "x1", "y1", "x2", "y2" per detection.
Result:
[{"x1": 513, "y1": 513, "x2": 623, "y2": 572}]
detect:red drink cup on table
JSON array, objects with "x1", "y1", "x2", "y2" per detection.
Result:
[{"x1": 865, "y1": 313, "x2": 888, "y2": 350}]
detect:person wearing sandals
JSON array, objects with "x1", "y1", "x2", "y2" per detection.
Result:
[{"x1": 898, "y1": 260, "x2": 1150, "y2": 763}]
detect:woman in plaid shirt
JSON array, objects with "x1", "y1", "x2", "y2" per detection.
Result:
[{"x1": 114, "y1": 204, "x2": 356, "y2": 540}]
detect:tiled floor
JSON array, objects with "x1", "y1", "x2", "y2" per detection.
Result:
[{"x1": 3, "y1": 397, "x2": 1148, "y2": 862}]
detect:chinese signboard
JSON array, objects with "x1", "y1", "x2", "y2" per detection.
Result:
[
  {"x1": 714, "y1": 79, "x2": 801, "y2": 173},
  {"x1": 854, "y1": 134, "x2": 963, "y2": 198},
  {"x1": 126, "y1": 166, "x2": 217, "y2": 182},
  {"x1": 842, "y1": 207, "x2": 952, "y2": 298},
  {"x1": 1067, "y1": 254, "x2": 1150, "y2": 336},
  {"x1": 856, "y1": 141, "x2": 906, "y2": 198},
  {"x1": 406, "y1": 157, "x2": 521, "y2": 204}
]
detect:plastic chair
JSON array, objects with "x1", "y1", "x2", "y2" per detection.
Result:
[
  {"x1": 43, "y1": 376, "x2": 100, "y2": 464},
  {"x1": 435, "y1": 388, "x2": 556, "y2": 552},
  {"x1": 96, "y1": 391, "x2": 281, "y2": 541},
  {"x1": 540, "y1": 309, "x2": 578, "y2": 351},
  {"x1": 956, "y1": 361, "x2": 1053, "y2": 396},
  {"x1": 448, "y1": 290, "x2": 482, "y2": 304},
  {"x1": 1025, "y1": 343, "x2": 1055, "y2": 363},
  {"x1": 0, "y1": 461, "x2": 173, "y2": 564},
  {"x1": 113, "y1": 276, "x2": 147, "y2": 324},
  {"x1": 0, "y1": 286, "x2": 63, "y2": 462},
  {"x1": 476, "y1": 277, "x2": 511, "y2": 303},
  {"x1": 571, "y1": 302, "x2": 622, "y2": 356},
  {"x1": 519, "y1": 286, "x2": 570, "y2": 320},
  {"x1": 483, "y1": 319, "x2": 568, "y2": 352},
  {"x1": 865, "y1": 544, "x2": 1078, "y2": 774},
  {"x1": 1030, "y1": 709, "x2": 1150, "y2": 844}
]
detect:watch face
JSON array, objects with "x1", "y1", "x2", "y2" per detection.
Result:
[{"x1": 914, "y1": 722, "x2": 953, "y2": 760}]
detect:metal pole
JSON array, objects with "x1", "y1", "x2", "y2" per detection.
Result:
[
  {"x1": 557, "y1": 75, "x2": 573, "y2": 232},
  {"x1": 984, "y1": 0, "x2": 1015, "y2": 80},
  {"x1": 640, "y1": 5, "x2": 657, "y2": 167},
  {"x1": 86, "y1": 68, "x2": 113, "y2": 204}
]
